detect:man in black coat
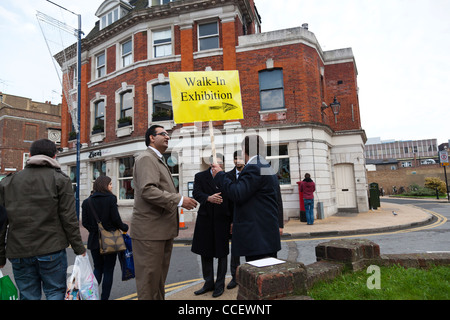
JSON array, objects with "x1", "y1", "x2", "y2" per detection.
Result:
[
  {"x1": 191, "y1": 153, "x2": 232, "y2": 298},
  {"x1": 212, "y1": 135, "x2": 283, "y2": 262},
  {"x1": 225, "y1": 150, "x2": 245, "y2": 289}
]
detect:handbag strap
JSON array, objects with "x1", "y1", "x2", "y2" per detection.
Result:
[{"x1": 88, "y1": 198, "x2": 101, "y2": 224}]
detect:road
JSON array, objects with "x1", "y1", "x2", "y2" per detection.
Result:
[
  {"x1": 1, "y1": 198, "x2": 448, "y2": 300},
  {"x1": 114, "y1": 197, "x2": 449, "y2": 300}
]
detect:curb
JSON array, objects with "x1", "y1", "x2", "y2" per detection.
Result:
[{"x1": 281, "y1": 214, "x2": 436, "y2": 240}]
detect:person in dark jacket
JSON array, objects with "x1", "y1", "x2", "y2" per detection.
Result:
[
  {"x1": 225, "y1": 150, "x2": 245, "y2": 289},
  {"x1": 300, "y1": 173, "x2": 316, "y2": 225},
  {"x1": 212, "y1": 135, "x2": 284, "y2": 262},
  {"x1": 0, "y1": 139, "x2": 86, "y2": 300},
  {"x1": 191, "y1": 154, "x2": 232, "y2": 298},
  {"x1": 82, "y1": 175, "x2": 128, "y2": 300}
]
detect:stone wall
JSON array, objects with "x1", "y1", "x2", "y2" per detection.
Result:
[{"x1": 236, "y1": 239, "x2": 450, "y2": 300}]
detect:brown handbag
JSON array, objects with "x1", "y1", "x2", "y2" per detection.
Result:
[{"x1": 88, "y1": 198, "x2": 126, "y2": 255}]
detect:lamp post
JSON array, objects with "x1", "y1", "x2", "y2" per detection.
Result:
[
  {"x1": 46, "y1": 0, "x2": 83, "y2": 219},
  {"x1": 321, "y1": 96, "x2": 341, "y2": 123}
]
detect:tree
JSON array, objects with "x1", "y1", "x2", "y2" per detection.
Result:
[{"x1": 424, "y1": 177, "x2": 446, "y2": 194}]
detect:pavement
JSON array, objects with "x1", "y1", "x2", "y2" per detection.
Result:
[
  {"x1": 165, "y1": 198, "x2": 439, "y2": 300},
  {"x1": 77, "y1": 197, "x2": 440, "y2": 300}
]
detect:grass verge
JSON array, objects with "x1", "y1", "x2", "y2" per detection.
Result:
[{"x1": 308, "y1": 265, "x2": 450, "y2": 300}]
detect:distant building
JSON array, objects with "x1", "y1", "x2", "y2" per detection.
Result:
[
  {"x1": 56, "y1": 0, "x2": 368, "y2": 221},
  {"x1": 0, "y1": 92, "x2": 61, "y2": 179},
  {"x1": 365, "y1": 137, "x2": 439, "y2": 168}
]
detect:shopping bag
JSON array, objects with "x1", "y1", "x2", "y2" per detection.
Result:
[
  {"x1": 65, "y1": 255, "x2": 99, "y2": 300},
  {"x1": 0, "y1": 270, "x2": 18, "y2": 300},
  {"x1": 118, "y1": 233, "x2": 135, "y2": 281}
]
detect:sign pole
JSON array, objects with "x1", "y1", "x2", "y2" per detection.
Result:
[
  {"x1": 444, "y1": 165, "x2": 449, "y2": 202},
  {"x1": 209, "y1": 120, "x2": 217, "y2": 164}
]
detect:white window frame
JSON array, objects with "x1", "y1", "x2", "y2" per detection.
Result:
[
  {"x1": 150, "y1": 0, "x2": 174, "y2": 6},
  {"x1": 121, "y1": 38, "x2": 133, "y2": 67},
  {"x1": 96, "y1": 51, "x2": 106, "y2": 79},
  {"x1": 100, "y1": 7, "x2": 120, "y2": 30},
  {"x1": 198, "y1": 21, "x2": 219, "y2": 51},
  {"x1": 152, "y1": 28, "x2": 172, "y2": 58},
  {"x1": 267, "y1": 144, "x2": 291, "y2": 185}
]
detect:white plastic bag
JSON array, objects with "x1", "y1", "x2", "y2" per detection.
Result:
[{"x1": 66, "y1": 255, "x2": 99, "y2": 300}]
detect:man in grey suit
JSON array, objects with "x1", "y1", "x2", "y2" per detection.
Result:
[{"x1": 131, "y1": 125, "x2": 197, "y2": 300}]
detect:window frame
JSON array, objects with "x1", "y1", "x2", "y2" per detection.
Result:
[
  {"x1": 119, "y1": 89, "x2": 133, "y2": 120},
  {"x1": 94, "y1": 100, "x2": 105, "y2": 130},
  {"x1": 152, "y1": 28, "x2": 172, "y2": 58},
  {"x1": 118, "y1": 156, "x2": 135, "y2": 200},
  {"x1": 198, "y1": 21, "x2": 220, "y2": 51},
  {"x1": 152, "y1": 83, "x2": 173, "y2": 121},
  {"x1": 267, "y1": 144, "x2": 291, "y2": 185},
  {"x1": 259, "y1": 68, "x2": 285, "y2": 111},
  {"x1": 121, "y1": 38, "x2": 133, "y2": 67},
  {"x1": 96, "y1": 52, "x2": 106, "y2": 78}
]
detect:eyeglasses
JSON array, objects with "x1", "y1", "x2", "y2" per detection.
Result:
[{"x1": 154, "y1": 132, "x2": 170, "y2": 137}]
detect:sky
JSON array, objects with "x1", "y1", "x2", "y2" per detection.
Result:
[{"x1": 1, "y1": 0, "x2": 449, "y2": 145}]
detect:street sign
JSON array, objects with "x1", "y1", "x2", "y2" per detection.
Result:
[{"x1": 439, "y1": 151, "x2": 449, "y2": 167}]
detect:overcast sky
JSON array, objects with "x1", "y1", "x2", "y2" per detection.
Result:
[{"x1": 1, "y1": 0, "x2": 449, "y2": 144}]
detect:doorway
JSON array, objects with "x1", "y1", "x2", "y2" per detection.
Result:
[{"x1": 334, "y1": 164, "x2": 357, "y2": 210}]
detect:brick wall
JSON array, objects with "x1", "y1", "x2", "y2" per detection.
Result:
[{"x1": 367, "y1": 164, "x2": 447, "y2": 195}]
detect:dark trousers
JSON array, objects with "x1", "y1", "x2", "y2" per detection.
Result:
[
  {"x1": 90, "y1": 249, "x2": 117, "y2": 300},
  {"x1": 230, "y1": 255, "x2": 240, "y2": 280},
  {"x1": 201, "y1": 256, "x2": 227, "y2": 290}
]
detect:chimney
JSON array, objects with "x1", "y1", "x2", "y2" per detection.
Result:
[{"x1": 302, "y1": 23, "x2": 309, "y2": 30}]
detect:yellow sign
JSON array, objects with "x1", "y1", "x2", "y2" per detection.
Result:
[{"x1": 169, "y1": 71, "x2": 244, "y2": 124}]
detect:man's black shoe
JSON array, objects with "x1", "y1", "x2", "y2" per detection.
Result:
[
  {"x1": 227, "y1": 279, "x2": 237, "y2": 289},
  {"x1": 212, "y1": 287, "x2": 224, "y2": 298},
  {"x1": 194, "y1": 286, "x2": 214, "y2": 295}
]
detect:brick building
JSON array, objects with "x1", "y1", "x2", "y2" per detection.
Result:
[
  {"x1": 0, "y1": 92, "x2": 61, "y2": 180},
  {"x1": 57, "y1": 0, "x2": 368, "y2": 221}
]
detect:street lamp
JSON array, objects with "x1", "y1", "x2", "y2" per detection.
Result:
[{"x1": 321, "y1": 96, "x2": 341, "y2": 123}]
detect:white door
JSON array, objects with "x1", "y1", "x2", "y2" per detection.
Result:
[{"x1": 335, "y1": 164, "x2": 357, "y2": 209}]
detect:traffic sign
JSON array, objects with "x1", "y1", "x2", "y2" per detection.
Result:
[{"x1": 439, "y1": 151, "x2": 449, "y2": 166}]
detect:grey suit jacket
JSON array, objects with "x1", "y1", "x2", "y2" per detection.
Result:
[{"x1": 131, "y1": 148, "x2": 182, "y2": 241}]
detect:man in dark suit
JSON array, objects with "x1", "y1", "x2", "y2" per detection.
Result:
[
  {"x1": 225, "y1": 150, "x2": 244, "y2": 289},
  {"x1": 212, "y1": 135, "x2": 283, "y2": 262},
  {"x1": 191, "y1": 154, "x2": 231, "y2": 298}
]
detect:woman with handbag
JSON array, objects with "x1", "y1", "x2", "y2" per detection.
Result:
[{"x1": 82, "y1": 176, "x2": 129, "y2": 300}]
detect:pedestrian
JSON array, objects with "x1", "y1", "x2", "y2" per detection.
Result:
[
  {"x1": 191, "y1": 154, "x2": 232, "y2": 298},
  {"x1": 225, "y1": 150, "x2": 245, "y2": 289},
  {"x1": 0, "y1": 139, "x2": 86, "y2": 300},
  {"x1": 81, "y1": 175, "x2": 129, "y2": 300},
  {"x1": 131, "y1": 125, "x2": 197, "y2": 300},
  {"x1": 212, "y1": 135, "x2": 284, "y2": 262},
  {"x1": 300, "y1": 173, "x2": 316, "y2": 225}
]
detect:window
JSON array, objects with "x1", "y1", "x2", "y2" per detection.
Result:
[
  {"x1": 92, "y1": 161, "x2": 106, "y2": 181},
  {"x1": 198, "y1": 22, "x2": 219, "y2": 51},
  {"x1": 118, "y1": 157, "x2": 134, "y2": 200},
  {"x1": 164, "y1": 153, "x2": 179, "y2": 192},
  {"x1": 120, "y1": 90, "x2": 133, "y2": 119},
  {"x1": 153, "y1": 29, "x2": 172, "y2": 58},
  {"x1": 24, "y1": 124, "x2": 37, "y2": 142},
  {"x1": 69, "y1": 166, "x2": 77, "y2": 193},
  {"x1": 100, "y1": 8, "x2": 120, "y2": 30},
  {"x1": 150, "y1": 0, "x2": 174, "y2": 6},
  {"x1": 96, "y1": 52, "x2": 106, "y2": 78},
  {"x1": 94, "y1": 100, "x2": 105, "y2": 131},
  {"x1": 121, "y1": 39, "x2": 133, "y2": 67},
  {"x1": 259, "y1": 69, "x2": 285, "y2": 111},
  {"x1": 153, "y1": 83, "x2": 173, "y2": 121},
  {"x1": 267, "y1": 145, "x2": 291, "y2": 185}
]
